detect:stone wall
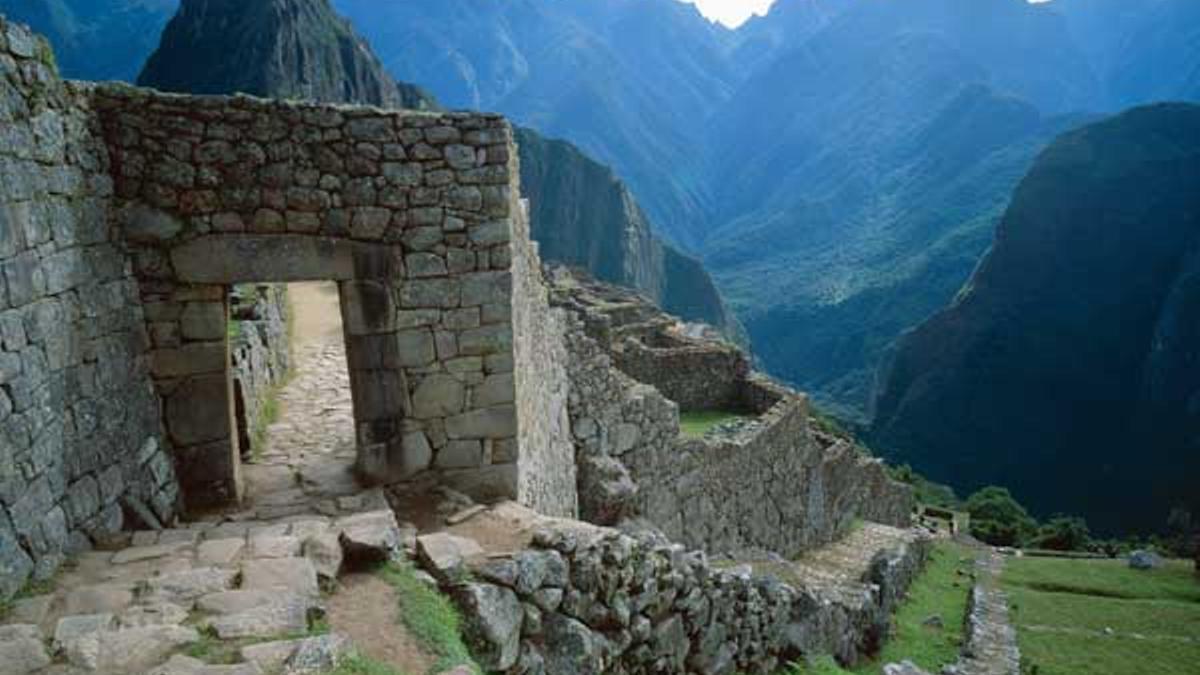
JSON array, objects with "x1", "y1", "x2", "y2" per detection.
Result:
[
  {"x1": 0, "y1": 17, "x2": 179, "y2": 597},
  {"x1": 455, "y1": 522, "x2": 932, "y2": 674},
  {"x1": 554, "y1": 271, "x2": 914, "y2": 559},
  {"x1": 229, "y1": 284, "x2": 289, "y2": 457},
  {"x1": 613, "y1": 335, "x2": 752, "y2": 413},
  {"x1": 87, "y1": 84, "x2": 534, "y2": 509},
  {"x1": 509, "y1": 200, "x2": 576, "y2": 517}
]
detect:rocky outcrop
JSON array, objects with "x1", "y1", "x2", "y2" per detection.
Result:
[
  {"x1": 515, "y1": 127, "x2": 734, "y2": 333},
  {"x1": 138, "y1": 0, "x2": 437, "y2": 110},
  {"x1": 871, "y1": 103, "x2": 1200, "y2": 533}
]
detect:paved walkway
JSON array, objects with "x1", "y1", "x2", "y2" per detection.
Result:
[
  {"x1": 950, "y1": 550, "x2": 1021, "y2": 675},
  {"x1": 236, "y1": 282, "x2": 363, "y2": 522}
]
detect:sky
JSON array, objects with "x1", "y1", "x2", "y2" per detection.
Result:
[
  {"x1": 682, "y1": 0, "x2": 777, "y2": 27},
  {"x1": 684, "y1": 0, "x2": 1053, "y2": 28}
]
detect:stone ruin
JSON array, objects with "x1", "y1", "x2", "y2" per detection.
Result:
[{"x1": 0, "y1": 16, "x2": 925, "y2": 674}]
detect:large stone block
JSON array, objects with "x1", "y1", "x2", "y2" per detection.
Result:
[
  {"x1": 339, "y1": 280, "x2": 395, "y2": 336},
  {"x1": 180, "y1": 301, "x2": 226, "y2": 341},
  {"x1": 446, "y1": 405, "x2": 517, "y2": 440},
  {"x1": 412, "y1": 374, "x2": 465, "y2": 419},
  {"x1": 165, "y1": 374, "x2": 232, "y2": 446}
]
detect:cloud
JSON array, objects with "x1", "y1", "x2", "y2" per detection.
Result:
[{"x1": 682, "y1": 0, "x2": 777, "y2": 28}]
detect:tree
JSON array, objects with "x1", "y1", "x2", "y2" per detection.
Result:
[
  {"x1": 965, "y1": 486, "x2": 1037, "y2": 547},
  {"x1": 1032, "y1": 515, "x2": 1091, "y2": 551}
]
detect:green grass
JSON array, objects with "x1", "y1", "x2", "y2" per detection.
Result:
[
  {"x1": 249, "y1": 391, "x2": 281, "y2": 460},
  {"x1": 376, "y1": 563, "x2": 480, "y2": 674},
  {"x1": 770, "y1": 542, "x2": 977, "y2": 675},
  {"x1": 679, "y1": 410, "x2": 749, "y2": 438},
  {"x1": 328, "y1": 652, "x2": 407, "y2": 675},
  {"x1": 1002, "y1": 556, "x2": 1200, "y2": 675},
  {"x1": 1, "y1": 572, "x2": 62, "y2": 619},
  {"x1": 850, "y1": 541, "x2": 977, "y2": 673}
]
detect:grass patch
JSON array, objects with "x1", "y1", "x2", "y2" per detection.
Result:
[
  {"x1": 376, "y1": 563, "x2": 480, "y2": 674},
  {"x1": 1, "y1": 573, "x2": 63, "y2": 619},
  {"x1": 767, "y1": 542, "x2": 977, "y2": 675},
  {"x1": 848, "y1": 541, "x2": 977, "y2": 673},
  {"x1": 1002, "y1": 556, "x2": 1200, "y2": 675},
  {"x1": 679, "y1": 410, "x2": 749, "y2": 438},
  {"x1": 249, "y1": 390, "x2": 282, "y2": 460},
  {"x1": 328, "y1": 652, "x2": 406, "y2": 675}
]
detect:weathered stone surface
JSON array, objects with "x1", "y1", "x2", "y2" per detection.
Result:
[
  {"x1": 335, "y1": 510, "x2": 404, "y2": 564},
  {"x1": 455, "y1": 582, "x2": 523, "y2": 671},
  {"x1": 197, "y1": 590, "x2": 279, "y2": 615},
  {"x1": 0, "y1": 624, "x2": 52, "y2": 674},
  {"x1": 54, "y1": 613, "x2": 115, "y2": 649},
  {"x1": 145, "y1": 567, "x2": 238, "y2": 604},
  {"x1": 148, "y1": 654, "x2": 264, "y2": 675},
  {"x1": 197, "y1": 538, "x2": 245, "y2": 566},
  {"x1": 417, "y1": 532, "x2": 485, "y2": 582},
  {"x1": 240, "y1": 557, "x2": 320, "y2": 597},
  {"x1": 206, "y1": 594, "x2": 321, "y2": 640},
  {"x1": 65, "y1": 624, "x2": 200, "y2": 672},
  {"x1": 117, "y1": 602, "x2": 189, "y2": 628},
  {"x1": 62, "y1": 584, "x2": 134, "y2": 616},
  {"x1": 302, "y1": 533, "x2": 344, "y2": 580}
]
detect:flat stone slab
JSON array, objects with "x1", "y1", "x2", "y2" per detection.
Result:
[
  {"x1": 241, "y1": 633, "x2": 350, "y2": 673},
  {"x1": 63, "y1": 583, "x2": 135, "y2": 615},
  {"x1": 148, "y1": 654, "x2": 264, "y2": 675},
  {"x1": 196, "y1": 590, "x2": 278, "y2": 616},
  {"x1": 117, "y1": 602, "x2": 189, "y2": 628},
  {"x1": 248, "y1": 535, "x2": 302, "y2": 559},
  {"x1": 418, "y1": 532, "x2": 485, "y2": 582},
  {"x1": 0, "y1": 624, "x2": 52, "y2": 674},
  {"x1": 206, "y1": 594, "x2": 321, "y2": 640},
  {"x1": 53, "y1": 613, "x2": 115, "y2": 649},
  {"x1": 145, "y1": 567, "x2": 238, "y2": 604},
  {"x1": 240, "y1": 557, "x2": 320, "y2": 597},
  {"x1": 197, "y1": 538, "x2": 245, "y2": 566},
  {"x1": 111, "y1": 542, "x2": 190, "y2": 565},
  {"x1": 65, "y1": 624, "x2": 200, "y2": 671}
]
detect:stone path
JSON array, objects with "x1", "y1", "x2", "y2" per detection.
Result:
[
  {"x1": 0, "y1": 498, "x2": 407, "y2": 675},
  {"x1": 947, "y1": 550, "x2": 1021, "y2": 675},
  {"x1": 237, "y1": 282, "x2": 362, "y2": 522}
]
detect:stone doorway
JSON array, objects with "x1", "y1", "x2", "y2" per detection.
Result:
[{"x1": 235, "y1": 281, "x2": 360, "y2": 516}]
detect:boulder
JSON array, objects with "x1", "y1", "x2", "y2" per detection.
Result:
[
  {"x1": 454, "y1": 582, "x2": 523, "y2": 671},
  {"x1": 1129, "y1": 550, "x2": 1164, "y2": 570},
  {"x1": 417, "y1": 532, "x2": 485, "y2": 583},
  {"x1": 241, "y1": 633, "x2": 349, "y2": 673},
  {"x1": 542, "y1": 613, "x2": 605, "y2": 675},
  {"x1": 65, "y1": 624, "x2": 199, "y2": 671},
  {"x1": 148, "y1": 654, "x2": 264, "y2": 675}
]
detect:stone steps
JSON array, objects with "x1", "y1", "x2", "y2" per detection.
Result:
[{"x1": 1, "y1": 500, "x2": 409, "y2": 675}]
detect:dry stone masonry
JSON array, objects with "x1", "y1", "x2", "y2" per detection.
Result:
[
  {"x1": 0, "y1": 14, "x2": 575, "y2": 590},
  {"x1": 0, "y1": 18, "x2": 180, "y2": 597},
  {"x1": 551, "y1": 270, "x2": 913, "y2": 558}
]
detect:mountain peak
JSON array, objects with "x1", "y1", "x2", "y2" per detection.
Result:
[{"x1": 137, "y1": 0, "x2": 436, "y2": 109}]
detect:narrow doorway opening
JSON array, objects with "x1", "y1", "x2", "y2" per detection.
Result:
[{"x1": 229, "y1": 281, "x2": 360, "y2": 514}]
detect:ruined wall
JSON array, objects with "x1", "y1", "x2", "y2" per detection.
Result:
[
  {"x1": 612, "y1": 337, "x2": 750, "y2": 412},
  {"x1": 0, "y1": 18, "x2": 179, "y2": 597},
  {"x1": 510, "y1": 200, "x2": 577, "y2": 517},
  {"x1": 88, "y1": 84, "x2": 530, "y2": 508},
  {"x1": 457, "y1": 524, "x2": 932, "y2": 674},
  {"x1": 558, "y1": 276, "x2": 914, "y2": 558},
  {"x1": 229, "y1": 284, "x2": 289, "y2": 456}
]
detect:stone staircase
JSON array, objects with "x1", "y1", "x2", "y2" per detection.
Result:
[{"x1": 0, "y1": 491, "x2": 408, "y2": 675}]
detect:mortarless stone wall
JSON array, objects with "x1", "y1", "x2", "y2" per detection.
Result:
[
  {"x1": 553, "y1": 271, "x2": 914, "y2": 559},
  {"x1": 0, "y1": 18, "x2": 180, "y2": 597},
  {"x1": 0, "y1": 16, "x2": 578, "y2": 594},
  {"x1": 229, "y1": 283, "x2": 290, "y2": 457}
]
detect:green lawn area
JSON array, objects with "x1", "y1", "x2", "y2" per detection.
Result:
[
  {"x1": 779, "y1": 541, "x2": 978, "y2": 675},
  {"x1": 1002, "y1": 556, "x2": 1200, "y2": 675},
  {"x1": 679, "y1": 410, "x2": 749, "y2": 438}
]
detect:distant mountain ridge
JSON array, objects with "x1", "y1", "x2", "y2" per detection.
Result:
[{"x1": 870, "y1": 103, "x2": 1200, "y2": 533}]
